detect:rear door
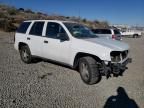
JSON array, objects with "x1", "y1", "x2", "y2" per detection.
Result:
[
  {"x1": 100, "y1": 29, "x2": 112, "y2": 39},
  {"x1": 27, "y1": 21, "x2": 45, "y2": 56},
  {"x1": 15, "y1": 22, "x2": 31, "y2": 50}
]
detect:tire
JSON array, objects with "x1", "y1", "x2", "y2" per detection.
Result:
[
  {"x1": 19, "y1": 45, "x2": 32, "y2": 64},
  {"x1": 79, "y1": 56, "x2": 101, "y2": 85},
  {"x1": 133, "y1": 34, "x2": 138, "y2": 38}
]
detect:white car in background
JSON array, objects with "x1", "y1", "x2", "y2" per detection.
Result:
[
  {"x1": 121, "y1": 29, "x2": 142, "y2": 38},
  {"x1": 92, "y1": 28, "x2": 122, "y2": 40}
]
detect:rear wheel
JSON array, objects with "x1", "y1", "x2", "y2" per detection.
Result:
[
  {"x1": 79, "y1": 56, "x2": 101, "y2": 85},
  {"x1": 19, "y1": 45, "x2": 32, "y2": 64},
  {"x1": 133, "y1": 34, "x2": 138, "y2": 38}
]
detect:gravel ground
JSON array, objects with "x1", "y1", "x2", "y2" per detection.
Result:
[{"x1": 0, "y1": 31, "x2": 144, "y2": 108}]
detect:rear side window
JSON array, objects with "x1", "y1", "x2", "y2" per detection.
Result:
[
  {"x1": 114, "y1": 30, "x2": 120, "y2": 34},
  {"x1": 92, "y1": 29, "x2": 101, "y2": 34},
  {"x1": 17, "y1": 22, "x2": 31, "y2": 33},
  {"x1": 101, "y1": 29, "x2": 111, "y2": 34},
  {"x1": 29, "y1": 22, "x2": 44, "y2": 36},
  {"x1": 92, "y1": 29, "x2": 111, "y2": 34}
]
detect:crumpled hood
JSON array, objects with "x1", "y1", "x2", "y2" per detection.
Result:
[{"x1": 83, "y1": 38, "x2": 129, "y2": 51}]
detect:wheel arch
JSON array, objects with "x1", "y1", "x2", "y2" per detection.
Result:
[
  {"x1": 73, "y1": 52, "x2": 102, "y2": 69},
  {"x1": 18, "y1": 42, "x2": 28, "y2": 50},
  {"x1": 133, "y1": 34, "x2": 139, "y2": 38}
]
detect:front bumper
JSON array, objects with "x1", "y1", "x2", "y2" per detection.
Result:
[
  {"x1": 111, "y1": 58, "x2": 132, "y2": 75},
  {"x1": 100, "y1": 58, "x2": 132, "y2": 77}
]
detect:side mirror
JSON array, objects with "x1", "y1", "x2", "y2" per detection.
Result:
[{"x1": 57, "y1": 33, "x2": 69, "y2": 41}]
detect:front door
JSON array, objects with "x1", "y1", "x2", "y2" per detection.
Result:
[{"x1": 42, "y1": 22, "x2": 71, "y2": 64}]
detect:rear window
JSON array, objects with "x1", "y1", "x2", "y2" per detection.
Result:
[
  {"x1": 29, "y1": 22, "x2": 44, "y2": 36},
  {"x1": 17, "y1": 22, "x2": 31, "y2": 33},
  {"x1": 114, "y1": 30, "x2": 121, "y2": 34}
]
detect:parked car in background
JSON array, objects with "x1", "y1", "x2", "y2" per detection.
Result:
[
  {"x1": 92, "y1": 28, "x2": 122, "y2": 40},
  {"x1": 121, "y1": 29, "x2": 142, "y2": 38}
]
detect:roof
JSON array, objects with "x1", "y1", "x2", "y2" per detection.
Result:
[{"x1": 24, "y1": 20, "x2": 76, "y2": 23}]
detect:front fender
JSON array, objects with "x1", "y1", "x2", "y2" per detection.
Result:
[{"x1": 70, "y1": 50, "x2": 112, "y2": 67}]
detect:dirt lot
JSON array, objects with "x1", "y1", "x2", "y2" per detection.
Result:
[{"x1": 0, "y1": 31, "x2": 144, "y2": 108}]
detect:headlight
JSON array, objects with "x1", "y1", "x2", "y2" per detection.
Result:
[{"x1": 110, "y1": 50, "x2": 128, "y2": 62}]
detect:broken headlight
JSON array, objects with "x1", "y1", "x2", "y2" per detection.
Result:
[{"x1": 110, "y1": 50, "x2": 128, "y2": 62}]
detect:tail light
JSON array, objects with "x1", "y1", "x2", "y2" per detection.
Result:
[{"x1": 112, "y1": 35, "x2": 116, "y2": 40}]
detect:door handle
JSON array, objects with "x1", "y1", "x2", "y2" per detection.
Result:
[
  {"x1": 27, "y1": 37, "x2": 30, "y2": 40},
  {"x1": 44, "y1": 40, "x2": 48, "y2": 43}
]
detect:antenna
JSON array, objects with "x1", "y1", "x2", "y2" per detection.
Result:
[{"x1": 78, "y1": 8, "x2": 81, "y2": 23}]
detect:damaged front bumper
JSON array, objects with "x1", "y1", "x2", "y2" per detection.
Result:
[
  {"x1": 100, "y1": 58, "x2": 132, "y2": 77},
  {"x1": 111, "y1": 58, "x2": 132, "y2": 75}
]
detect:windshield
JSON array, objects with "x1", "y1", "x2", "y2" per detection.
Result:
[{"x1": 64, "y1": 22, "x2": 98, "y2": 38}]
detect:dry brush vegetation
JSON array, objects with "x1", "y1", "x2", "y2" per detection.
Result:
[{"x1": 0, "y1": 4, "x2": 109, "y2": 32}]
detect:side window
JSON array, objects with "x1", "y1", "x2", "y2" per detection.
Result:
[
  {"x1": 94, "y1": 29, "x2": 101, "y2": 34},
  {"x1": 17, "y1": 22, "x2": 31, "y2": 33},
  {"x1": 101, "y1": 29, "x2": 111, "y2": 34},
  {"x1": 29, "y1": 22, "x2": 44, "y2": 36},
  {"x1": 46, "y1": 22, "x2": 66, "y2": 39}
]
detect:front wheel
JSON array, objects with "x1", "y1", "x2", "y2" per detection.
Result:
[
  {"x1": 79, "y1": 56, "x2": 101, "y2": 85},
  {"x1": 19, "y1": 45, "x2": 32, "y2": 64}
]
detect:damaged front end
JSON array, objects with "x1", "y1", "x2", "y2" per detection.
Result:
[{"x1": 99, "y1": 50, "x2": 132, "y2": 78}]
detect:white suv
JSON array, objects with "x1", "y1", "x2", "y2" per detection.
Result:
[
  {"x1": 92, "y1": 28, "x2": 122, "y2": 40},
  {"x1": 14, "y1": 20, "x2": 131, "y2": 85}
]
